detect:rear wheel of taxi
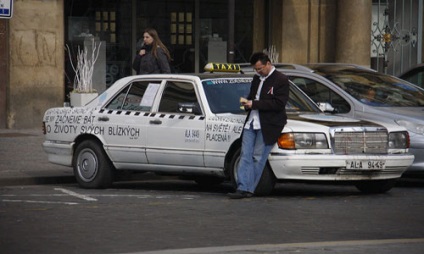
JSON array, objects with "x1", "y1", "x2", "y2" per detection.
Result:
[
  {"x1": 73, "y1": 140, "x2": 114, "y2": 189},
  {"x1": 229, "y1": 148, "x2": 276, "y2": 196},
  {"x1": 354, "y1": 179, "x2": 397, "y2": 194}
]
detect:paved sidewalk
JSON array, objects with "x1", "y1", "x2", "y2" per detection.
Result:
[
  {"x1": 0, "y1": 128, "x2": 168, "y2": 186},
  {"x1": 0, "y1": 128, "x2": 75, "y2": 186}
]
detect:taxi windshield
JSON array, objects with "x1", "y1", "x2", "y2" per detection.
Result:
[
  {"x1": 201, "y1": 78, "x2": 320, "y2": 114},
  {"x1": 320, "y1": 69, "x2": 424, "y2": 107}
]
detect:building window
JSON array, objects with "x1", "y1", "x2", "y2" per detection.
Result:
[
  {"x1": 95, "y1": 10, "x2": 116, "y2": 43},
  {"x1": 170, "y1": 12, "x2": 192, "y2": 45}
]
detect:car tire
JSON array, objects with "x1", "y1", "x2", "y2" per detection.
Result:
[
  {"x1": 229, "y1": 148, "x2": 276, "y2": 196},
  {"x1": 73, "y1": 140, "x2": 114, "y2": 189},
  {"x1": 354, "y1": 179, "x2": 397, "y2": 194}
]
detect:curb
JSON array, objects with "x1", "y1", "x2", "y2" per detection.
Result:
[{"x1": 0, "y1": 176, "x2": 76, "y2": 187}]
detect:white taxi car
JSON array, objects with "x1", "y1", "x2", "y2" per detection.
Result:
[{"x1": 42, "y1": 69, "x2": 414, "y2": 194}]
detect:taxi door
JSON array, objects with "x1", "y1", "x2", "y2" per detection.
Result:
[
  {"x1": 145, "y1": 80, "x2": 205, "y2": 167},
  {"x1": 95, "y1": 80, "x2": 161, "y2": 166}
]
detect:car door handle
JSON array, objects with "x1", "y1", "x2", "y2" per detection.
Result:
[
  {"x1": 98, "y1": 116, "x2": 109, "y2": 122},
  {"x1": 149, "y1": 119, "x2": 162, "y2": 125}
]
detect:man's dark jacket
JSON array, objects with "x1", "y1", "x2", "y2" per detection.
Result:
[{"x1": 246, "y1": 70, "x2": 290, "y2": 145}]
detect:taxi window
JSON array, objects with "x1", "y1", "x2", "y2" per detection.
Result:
[
  {"x1": 105, "y1": 81, "x2": 160, "y2": 111},
  {"x1": 202, "y1": 78, "x2": 320, "y2": 114},
  {"x1": 158, "y1": 81, "x2": 201, "y2": 114},
  {"x1": 202, "y1": 78, "x2": 251, "y2": 114}
]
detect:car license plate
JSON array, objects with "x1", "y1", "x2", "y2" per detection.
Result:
[{"x1": 346, "y1": 160, "x2": 386, "y2": 170}]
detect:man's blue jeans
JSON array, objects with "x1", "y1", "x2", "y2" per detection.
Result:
[{"x1": 236, "y1": 126, "x2": 274, "y2": 193}]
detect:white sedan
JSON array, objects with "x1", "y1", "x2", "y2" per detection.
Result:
[{"x1": 42, "y1": 71, "x2": 414, "y2": 194}]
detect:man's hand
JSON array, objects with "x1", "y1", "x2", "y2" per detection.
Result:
[
  {"x1": 240, "y1": 97, "x2": 252, "y2": 109},
  {"x1": 243, "y1": 100, "x2": 252, "y2": 109}
]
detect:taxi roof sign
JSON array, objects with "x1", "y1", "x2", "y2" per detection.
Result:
[
  {"x1": 204, "y1": 63, "x2": 241, "y2": 73},
  {"x1": 0, "y1": 0, "x2": 13, "y2": 19}
]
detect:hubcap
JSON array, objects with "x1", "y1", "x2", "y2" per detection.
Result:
[
  {"x1": 233, "y1": 156, "x2": 240, "y2": 183},
  {"x1": 77, "y1": 148, "x2": 98, "y2": 182}
]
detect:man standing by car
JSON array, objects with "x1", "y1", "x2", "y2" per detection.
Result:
[{"x1": 228, "y1": 52, "x2": 290, "y2": 199}]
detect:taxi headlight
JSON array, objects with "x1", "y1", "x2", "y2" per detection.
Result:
[
  {"x1": 395, "y1": 120, "x2": 424, "y2": 135},
  {"x1": 389, "y1": 131, "x2": 410, "y2": 149},
  {"x1": 277, "y1": 133, "x2": 328, "y2": 149}
]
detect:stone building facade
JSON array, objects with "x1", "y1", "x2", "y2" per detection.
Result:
[{"x1": 0, "y1": 0, "x2": 422, "y2": 129}]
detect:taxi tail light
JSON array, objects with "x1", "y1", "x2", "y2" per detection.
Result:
[
  {"x1": 406, "y1": 131, "x2": 410, "y2": 148},
  {"x1": 277, "y1": 133, "x2": 296, "y2": 149}
]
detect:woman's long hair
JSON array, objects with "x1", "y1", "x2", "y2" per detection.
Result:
[{"x1": 144, "y1": 28, "x2": 171, "y2": 61}]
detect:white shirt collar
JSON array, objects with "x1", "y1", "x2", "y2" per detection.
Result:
[{"x1": 257, "y1": 66, "x2": 276, "y2": 80}]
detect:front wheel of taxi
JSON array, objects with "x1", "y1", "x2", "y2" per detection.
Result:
[
  {"x1": 354, "y1": 179, "x2": 397, "y2": 194},
  {"x1": 73, "y1": 140, "x2": 114, "y2": 189},
  {"x1": 229, "y1": 148, "x2": 276, "y2": 196}
]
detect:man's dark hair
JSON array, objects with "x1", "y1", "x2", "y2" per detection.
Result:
[{"x1": 250, "y1": 52, "x2": 271, "y2": 65}]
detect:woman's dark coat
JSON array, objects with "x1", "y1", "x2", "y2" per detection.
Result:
[{"x1": 132, "y1": 45, "x2": 171, "y2": 74}]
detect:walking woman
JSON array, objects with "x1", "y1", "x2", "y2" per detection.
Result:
[{"x1": 132, "y1": 28, "x2": 171, "y2": 74}]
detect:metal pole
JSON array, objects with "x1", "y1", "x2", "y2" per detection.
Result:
[
  {"x1": 265, "y1": 0, "x2": 271, "y2": 48},
  {"x1": 195, "y1": 0, "x2": 200, "y2": 73},
  {"x1": 418, "y1": 0, "x2": 423, "y2": 64},
  {"x1": 228, "y1": 0, "x2": 235, "y2": 63},
  {"x1": 131, "y1": 0, "x2": 137, "y2": 74}
]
